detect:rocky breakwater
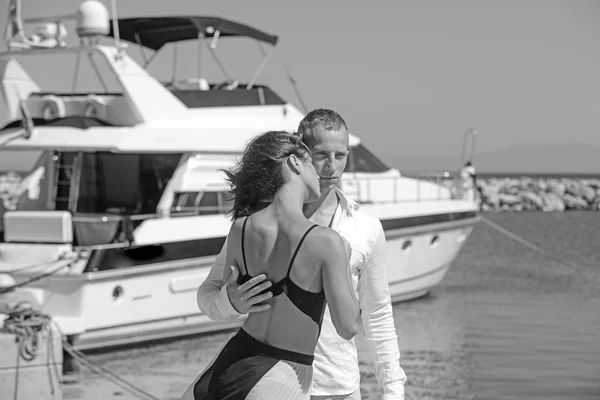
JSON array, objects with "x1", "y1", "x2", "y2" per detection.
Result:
[{"x1": 477, "y1": 177, "x2": 600, "y2": 211}]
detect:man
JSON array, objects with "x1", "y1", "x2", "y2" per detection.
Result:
[
  {"x1": 197, "y1": 109, "x2": 407, "y2": 399},
  {"x1": 460, "y1": 161, "x2": 479, "y2": 204}
]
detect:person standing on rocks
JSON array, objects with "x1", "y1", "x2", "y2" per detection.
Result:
[{"x1": 460, "y1": 161, "x2": 477, "y2": 202}]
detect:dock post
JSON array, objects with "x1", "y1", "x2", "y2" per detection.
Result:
[{"x1": 62, "y1": 335, "x2": 81, "y2": 384}]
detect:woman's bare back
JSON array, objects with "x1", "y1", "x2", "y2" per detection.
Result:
[
  {"x1": 223, "y1": 205, "x2": 359, "y2": 356},
  {"x1": 224, "y1": 210, "x2": 326, "y2": 354}
]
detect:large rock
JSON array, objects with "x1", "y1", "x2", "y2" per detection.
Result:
[
  {"x1": 519, "y1": 190, "x2": 544, "y2": 210},
  {"x1": 582, "y1": 185, "x2": 596, "y2": 204},
  {"x1": 542, "y1": 192, "x2": 565, "y2": 211},
  {"x1": 501, "y1": 179, "x2": 522, "y2": 195},
  {"x1": 548, "y1": 181, "x2": 567, "y2": 197},
  {"x1": 536, "y1": 179, "x2": 548, "y2": 192},
  {"x1": 584, "y1": 179, "x2": 600, "y2": 190},
  {"x1": 562, "y1": 194, "x2": 589, "y2": 210},
  {"x1": 564, "y1": 180, "x2": 594, "y2": 203},
  {"x1": 498, "y1": 193, "x2": 521, "y2": 206}
]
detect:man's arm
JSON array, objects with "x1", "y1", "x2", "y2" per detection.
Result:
[
  {"x1": 197, "y1": 236, "x2": 273, "y2": 322},
  {"x1": 197, "y1": 237, "x2": 240, "y2": 321},
  {"x1": 358, "y1": 221, "x2": 407, "y2": 399}
]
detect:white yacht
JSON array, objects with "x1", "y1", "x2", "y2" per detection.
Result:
[{"x1": 0, "y1": 0, "x2": 479, "y2": 351}]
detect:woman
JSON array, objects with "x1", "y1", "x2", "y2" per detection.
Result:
[{"x1": 181, "y1": 131, "x2": 361, "y2": 400}]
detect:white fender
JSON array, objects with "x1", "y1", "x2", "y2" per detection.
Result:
[
  {"x1": 83, "y1": 94, "x2": 106, "y2": 119},
  {"x1": 41, "y1": 94, "x2": 66, "y2": 120}
]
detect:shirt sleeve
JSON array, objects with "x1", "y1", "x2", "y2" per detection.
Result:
[
  {"x1": 196, "y1": 236, "x2": 243, "y2": 322},
  {"x1": 358, "y1": 220, "x2": 408, "y2": 399}
]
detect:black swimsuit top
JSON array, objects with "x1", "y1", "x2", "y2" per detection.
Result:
[{"x1": 237, "y1": 218, "x2": 327, "y2": 325}]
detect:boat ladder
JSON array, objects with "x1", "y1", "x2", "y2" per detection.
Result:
[{"x1": 53, "y1": 151, "x2": 82, "y2": 212}]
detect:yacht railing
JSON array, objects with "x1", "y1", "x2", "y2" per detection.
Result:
[
  {"x1": 402, "y1": 170, "x2": 469, "y2": 200},
  {"x1": 343, "y1": 171, "x2": 473, "y2": 204}
]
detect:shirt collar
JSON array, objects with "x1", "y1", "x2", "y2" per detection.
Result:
[{"x1": 335, "y1": 187, "x2": 359, "y2": 217}]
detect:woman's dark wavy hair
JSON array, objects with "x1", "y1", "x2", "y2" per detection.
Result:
[{"x1": 224, "y1": 130, "x2": 310, "y2": 220}]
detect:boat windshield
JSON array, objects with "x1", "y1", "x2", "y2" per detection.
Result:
[{"x1": 346, "y1": 144, "x2": 390, "y2": 173}]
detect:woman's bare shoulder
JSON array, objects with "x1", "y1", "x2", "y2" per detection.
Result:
[
  {"x1": 231, "y1": 217, "x2": 246, "y2": 229},
  {"x1": 305, "y1": 226, "x2": 347, "y2": 258},
  {"x1": 228, "y1": 217, "x2": 246, "y2": 241}
]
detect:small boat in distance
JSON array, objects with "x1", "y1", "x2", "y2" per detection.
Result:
[{"x1": 0, "y1": 0, "x2": 479, "y2": 351}]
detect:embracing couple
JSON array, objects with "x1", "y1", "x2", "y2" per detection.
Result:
[{"x1": 181, "y1": 109, "x2": 407, "y2": 399}]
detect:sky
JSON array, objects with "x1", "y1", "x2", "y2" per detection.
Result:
[{"x1": 1, "y1": 0, "x2": 600, "y2": 173}]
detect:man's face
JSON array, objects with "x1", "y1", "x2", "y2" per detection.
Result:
[{"x1": 307, "y1": 125, "x2": 350, "y2": 192}]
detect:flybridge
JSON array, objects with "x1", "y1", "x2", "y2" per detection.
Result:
[
  {"x1": 0, "y1": 0, "x2": 307, "y2": 153},
  {"x1": 0, "y1": 0, "x2": 306, "y2": 134},
  {"x1": 103, "y1": 16, "x2": 295, "y2": 109}
]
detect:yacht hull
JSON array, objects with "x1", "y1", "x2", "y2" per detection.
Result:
[
  {"x1": 0, "y1": 208, "x2": 478, "y2": 352},
  {"x1": 384, "y1": 217, "x2": 476, "y2": 303},
  {"x1": 1, "y1": 211, "x2": 477, "y2": 352}
]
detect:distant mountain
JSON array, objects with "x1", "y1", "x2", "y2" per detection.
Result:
[{"x1": 389, "y1": 143, "x2": 600, "y2": 174}]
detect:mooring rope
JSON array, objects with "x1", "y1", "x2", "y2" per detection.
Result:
[
  {"x1": 479, "y1": 215, "x2": 598, "y2": 282},
  {"x1": 1, "y1": 303, "x2": 60, "y2": 400},
  {"x1": 2, "y1": 304, "x2": 52, "y2": 361}
]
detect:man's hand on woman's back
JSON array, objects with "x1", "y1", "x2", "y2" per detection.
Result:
[{"x1": 225, "y1": 266, "x2": 274, "y2": 314}]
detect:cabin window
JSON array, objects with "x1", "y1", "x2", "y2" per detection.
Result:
[
  {"x1": 344, "y1": 144, "x2": 390, "y2": 173},
  {"x1": 74, "y1": 152, "x2": 182, "y2": 214},
  {"x1": 171, "y1": 191, "x2": 233, "y2": 216}
]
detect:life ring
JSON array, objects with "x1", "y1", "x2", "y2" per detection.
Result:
[
  {"x1": 83, "y1": 94, "x2": 106, "y2": 119},
  {"x1": 41, "y1": 95, "x2": 66, "y2": 120}
]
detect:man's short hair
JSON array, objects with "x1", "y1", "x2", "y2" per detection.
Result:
[{"x1": 297, "y1": 108, "x2": 348, "y2": 147}]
